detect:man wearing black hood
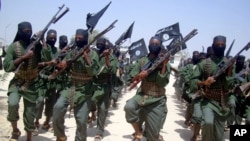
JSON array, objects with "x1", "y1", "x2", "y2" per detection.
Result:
[
  {"x1": 226, "y1": 55, "x2": 246, "y2": 128},
  {"x1": 34, "y1": 29, "x2": 58, "y2": 132},
  {"x1": 90, "y1": 37, "x2": 118, "y2": 140},
  {"x1": 124, "y1": 36, "x2": 170, "y2": 141},
  {"x1": 52, "y1": 29, "x2": 100, "y2": 141},
  {"x1": 189, "y1": 35, "x2": 235, "y2": 141},
  {"x1": 59, "y1": 35, "x2": 68, "y2": 50},
  {"x1": 3, "y1": 21, "x2": 50, "y2": 141},
  {"x1": 206, "y1": 46, "x2": 214, "y2": 58}
]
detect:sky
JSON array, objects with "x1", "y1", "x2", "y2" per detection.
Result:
[{"x1": 0, "y1": 0, "x2": 250, "y2": 58}]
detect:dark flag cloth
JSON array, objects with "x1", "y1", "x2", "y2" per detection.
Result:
[
  {"x1": 155, "y1": 22, "x2": 181, "y2": 42},
  {"x1": 0, "y1": 0, "x2": 1, "y2": 11},
  {"x1": 166, "y1": 34, "x2": 187, "y2": 55},
  {"x1": 128, "y1": 38, "x2": 148, "y2": 61},
  {"x1": 115, "y1": 21, "x2": 135, "y2": 46},
  {"x1": 86, "y1": 1, "x2": 111, "y2": 33}
]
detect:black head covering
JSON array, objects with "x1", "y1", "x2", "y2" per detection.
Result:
[
  {"x1": 13, "y1": 21, "x2": 32, "y2": 43},
  {"x1": 213, "y1": 35, "x2": 226, "y2": 44},
  {"x1": 96, "y1": 38, "x2": 107, "y2": 53},
  {"x1": 46, "y1": 29, "x2": 57, "y2": 47},
  {"x1": 96, "y1": 38, "x2": 107, "y2": 45},
  {"x1": 236, "y1": 55, "x2": 245, "y2": 73},
  {"x1": 75, "y1": 29, "x2": 89, "y2": 39},
  {"x1": 206, "y1": 46, "x2": 214, "y2": 58},
  {"x1": 75, "y1": 29, "x2": 89, "y2": 48},
  {"x1": 199, "y1": 52, "x2": 206, "y2": 60},
  {"x1": 192, "y1": 51, "x2": 200, "y2": 64},
  {"x1": 150, "y1": 36, "x2": 163, "y2": 44},
  {"x1": 192, "y1": 51, "x2": 199, "y2": 55},
  {"x1": 59, "y1": 35, "x2": 68, "y2": 49},
  {"x1": 46, "y1": 29, "x2": 57, "y2": 39},
  {"x1": 212, "y1": 35, "x2": 226, "y2": 57},
  {"x1": 237, "y1": 55, "x2": 245, "y2": 62},
  {"x1": 148, "y1": 36, "x2": 163, "y2": 55}
]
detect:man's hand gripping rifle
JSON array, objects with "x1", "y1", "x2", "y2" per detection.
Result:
[
  {"x1": 14, "y1": 4, "x2": 69, "y2": 74},
  {"x1": 199, "y1": 42, "x2": 250, "y2": 87},
  {"x1": 48, "y1": 20, "x2": 118, "y2": 80},
  {"x1": 128, "y1": 29, "x2": 198, "y2": 90}
]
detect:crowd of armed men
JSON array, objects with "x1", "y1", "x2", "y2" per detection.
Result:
[{"x1": 1, "y1": 20, "x2": 250, "y2": 141}]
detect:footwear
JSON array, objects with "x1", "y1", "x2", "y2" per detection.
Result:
[
  {"x1": 112, "y1": 101, "x2": 117, "y2": 108},
  {"x1": 87, "y1": 116, "x2": 92, "y2": 123},
  {"x1": 32, "y1": 127, "x2": 39, "y2": 136},
  {"x1": 9, "y1": 129, "x2": 21, "y2": 141},
  {"x1": 56, "y1": 136, "x2": 67, "y2": 141},
  {"x1": 184, "y1": 120, "x2": 191, "y2": 127},
  {"x1": 132, "y1": 134, "x2": 142, "y2": 141},
  {"x1": 158, "y1": 134, "x2": 165, "y2": 141},
  {"x1": 42, "y1": 123, "x2": 51, "y2": 131},
  {"x1": 94, "y1": 134, "x2": 103, "y2": 141}
]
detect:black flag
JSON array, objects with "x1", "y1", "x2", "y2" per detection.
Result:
[
  {"x1": 86, "y1": 1, "x2": 111, "y2": 33},
  {"x1": 128, "y1": 38, "x2": 148, "y2": 61},
  {"x1": 115, "y1": 21, "x2": 135, "y2": 46},
  {"x1": 155, "y1": 22, "x2": 180, "y2": 42}
]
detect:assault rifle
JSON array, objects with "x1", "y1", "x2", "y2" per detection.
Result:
[
  {"x1": 14, "y1": 4, "x2": 69, "y2": 74},
  {"x1": 128, "y1": 29, "x2": 198, "y2": 90},
  {"x1": 235, "y1": 67, "x2": 250, "y2": 82},
  {"x1": 48, "y1": 20, "x2": 118, "y2": 79},
  {"x1": 212, "y1": 42, "x2": 250, "y2": 80}
]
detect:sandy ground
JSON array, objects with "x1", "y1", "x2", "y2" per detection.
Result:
[{"x1": 0, "y1": 69, "x2": 230, "y2": 141}]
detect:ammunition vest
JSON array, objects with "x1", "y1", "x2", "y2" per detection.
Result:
[
  {"x1": 14, "y1": 41, "x2": 38, "y2": 81},
  {"x1": 202, "y1": 58, "x2": 228, "y2": 107},
  {"x1": 71, "y1": 71, "x2": 92, "y2": 84},
  {"x1": 141, "y1": 81, "x2": 165, "y2": 97}
]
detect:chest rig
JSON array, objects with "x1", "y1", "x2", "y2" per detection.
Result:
[
  {"x1": 14, "y1": 42, "x2": 38, "y2": 90},
  {"x1": 202, "y1": 58, "x2": 228, "y2": 108}
]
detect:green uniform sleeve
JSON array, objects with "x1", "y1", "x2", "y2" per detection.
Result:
[
  {"x1": 154, "y1": 63, "x2": 171, "y2": 87},
  {"x1": 189, "y1": 61, "x2": 204, "y2": 92},
  {"x1": 85, "y1": 50, "x2": 100, "y2": 76},
  {"x1": 41, "y1": 45, "x2": 52, "y2": 61},
  {"x1": 3, "y1": 43, "x2": 16, "y2": 72},
  {"x1": 127, "y1": 58, "x2": 144, "y2": 84},
  {"x1": 109, "y1": 55, "x2": 118, "y2": 74}
]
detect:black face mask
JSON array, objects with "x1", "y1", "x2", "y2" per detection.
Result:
[
  {"x1": 19, "y1": 30, "x2": 32, "y2": 43},
  {"x1": 148, "y1": 45, "x2": 161, "y2": 55},
  {"x1": 46, "y1": 40, "x2": 56, "y2": 47},
  {"x1": 97, "y1": 44, "x2": 106, "y2": 53},
  {"x1": 212, "y1": 45, "x2": 225, "y2": 57},
  {"x1": 59, "y1": 42, "x2": 67, "y2": 49},
  {"x1": 192, "y1": 56, "x2": 200, "y2": 64},
  {"x1": 236, "y1": 62, "x2": 244, "y2": 73},
  {"x1": 76, "y1": 40, "x2": 88, "y2": 48}
]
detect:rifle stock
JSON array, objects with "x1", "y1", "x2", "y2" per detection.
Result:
[
  {"x1": 128, "y1": 29, "x2": 198, "y2": 90},
  {"x1": 14, "y1": 4, "x2": 69, "y2": 74}
]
